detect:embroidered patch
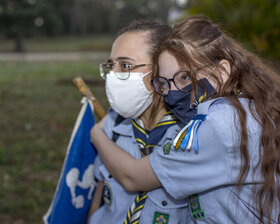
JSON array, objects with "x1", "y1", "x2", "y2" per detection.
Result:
[
  {"x1": 163, "y1": 142, "x2": 172, "y2": 155},
  {"x1": 189, "y1": 194, "x2": 205, "y2": 220},
  {"x1": 153, "y1": 212, "x2": 169, "y2": 224},
  {"x1": 103, "y1": 181, "x2": 112, "y2": 207}
]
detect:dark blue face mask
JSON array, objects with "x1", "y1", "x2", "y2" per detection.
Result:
[{"x1": 163, "y1": 78, "x2": 215, "y2": 124}]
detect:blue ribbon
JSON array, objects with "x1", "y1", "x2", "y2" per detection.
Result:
[
  {"x1": 192, "y1": 114, "x2": 207, "y2": 121},
  {"x1": 179, "y1": 114, "x2": 207, "y2": 152},
  {"x1": 179, "y1": 120, "x2": 195, "y2": 149}
]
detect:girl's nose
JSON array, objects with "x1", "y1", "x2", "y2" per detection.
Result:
[{"x1": 169, "y1": 80, "x2": 177, "y2": 91}]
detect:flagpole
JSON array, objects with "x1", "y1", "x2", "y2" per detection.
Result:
[{"x1": 73, "y1": 76, "x2": 106, "y2": 119}]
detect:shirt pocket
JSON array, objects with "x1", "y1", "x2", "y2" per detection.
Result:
[
  {"x1": 139, "y1": 188, "x2": 190, "y2": 224},
  {"x1": 186, "y1": 188, "x2": 226, "y2": 223}
]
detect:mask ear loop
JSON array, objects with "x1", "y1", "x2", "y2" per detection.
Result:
[
  {"x1": 142, "y1": 70, "x2": 153, "y2": 95},
  {"x1": 189, "y1": 76, "x2": 198, "y2": 109},
  {"x1": 190, "y1": 74, "x2": 212, "y2": 109},
  {"x1": 142, "y1": 70, "x2": 152, "y2": 77},
  {"x1": 190, "y1": 100, "x2": 199, "y2": 109}
]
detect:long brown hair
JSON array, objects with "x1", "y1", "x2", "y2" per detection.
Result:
[{"x1": 152, "y1": 15, "x2": 280, "y2": 223}]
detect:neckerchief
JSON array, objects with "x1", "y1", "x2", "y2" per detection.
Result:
[{"x1": 132, "y1": 111, "x2": 178, "y2": 156}]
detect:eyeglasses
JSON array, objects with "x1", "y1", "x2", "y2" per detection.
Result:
[
  {"x1": 151, "y1": 64, "x2": 213, "y2": 96},
  {"x1": 99, "y1": 62, "x2": 152, "y2": 80},
  {"x1": 151, "y1": 71, "x2": 192, "y2": 96}
]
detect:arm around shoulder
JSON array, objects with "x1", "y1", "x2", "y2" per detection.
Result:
[
  {"x1": 120, "y1": 155, "x2": 161, "y2": 192},
  {"x1": 90, "y1": 125, "x2": 161, "y2": 192}
]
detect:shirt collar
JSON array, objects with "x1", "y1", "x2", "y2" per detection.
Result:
[
  {"x1": 112, "y1": 117, "x2": 134, "y2": 137},
  {"x1": 111, "y1": 112, "x2": 179, "y2": 139}
]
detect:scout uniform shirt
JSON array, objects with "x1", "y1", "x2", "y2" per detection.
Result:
[
  {"x1": 150, "y1": 97, "x2": 279, "y2": 224},
  {"x1": 89, "y1": 109, "x2": 191, "y2": 224}
]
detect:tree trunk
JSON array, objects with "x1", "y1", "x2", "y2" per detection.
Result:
[{"x1": 14, "y1": 34, "x2": 24, "y2": 52}]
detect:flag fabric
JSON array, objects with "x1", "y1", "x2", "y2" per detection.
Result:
[{"x1": 44, "y1": 97, "x2": 97, "y2": 224}]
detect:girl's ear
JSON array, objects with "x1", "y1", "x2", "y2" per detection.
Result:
[{"x1": 218, "y1": 59, "x2": 231, "y2": 84}]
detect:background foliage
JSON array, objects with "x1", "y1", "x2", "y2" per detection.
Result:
[
  {"x1": 0, "y1": 0, "x2": 185, "y2": 51},
  {"x1": 0, "y1": 0, "x2": 279, "y2": 60},
  {"x1": 187, "y1": 0, "x2": 280, "y2": 60}
]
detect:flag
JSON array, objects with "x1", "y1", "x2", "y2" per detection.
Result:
[{"x1": 44, "y1": 97, "x2": 97, "y2": 224}]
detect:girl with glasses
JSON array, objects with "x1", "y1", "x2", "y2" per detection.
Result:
[
  {"x1": 91, "y1": 15, "x2": 280, "y2": 223},
  {"x1": 88, "y1": 20, "x2": 191, "y2": 224}
]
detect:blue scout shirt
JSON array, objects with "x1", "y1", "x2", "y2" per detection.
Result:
[
  {"x1": 89, "y1": 109, "x2": 191, "y2": 224},
  {"x1": 150, "y1": 97, "x2": 279, "y2": 223}
]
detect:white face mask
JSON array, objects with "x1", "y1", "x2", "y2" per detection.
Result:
[{"x1": 105, "y1": 71, "x2": 153, "y2": 119}]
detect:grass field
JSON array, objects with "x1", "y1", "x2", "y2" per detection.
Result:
[{"x1": 0, "y1": 60, "x2": 109, "y2": 224}]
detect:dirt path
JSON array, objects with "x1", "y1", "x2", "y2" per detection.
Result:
[{"x1": 0, "y1": 51, "x2": 109, "y2": 62}]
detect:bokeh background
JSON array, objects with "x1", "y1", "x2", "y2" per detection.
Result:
[{"x1": 0, "y1": 0, "x2": 279, "y2": 223}]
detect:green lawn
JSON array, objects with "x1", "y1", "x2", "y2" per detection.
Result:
[{"x1": 0, "y1": 61, "x2": 109, "y2": 224}]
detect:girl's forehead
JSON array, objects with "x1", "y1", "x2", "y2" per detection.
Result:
[
  {"x1": 158, "y1": 51, "x2": 184, "y2": 78},
  {"x1": 111, "y1": 32, "x2": 151, "y2": 62}
]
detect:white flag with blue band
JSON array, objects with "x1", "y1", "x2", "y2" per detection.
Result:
[{"x1": 44, "y1": 97, "x2": 97, "y2": 224}]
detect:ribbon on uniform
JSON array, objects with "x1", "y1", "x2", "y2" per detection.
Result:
[{"x1": 173, "y1": 114, "x2": 207, "y2": 153}]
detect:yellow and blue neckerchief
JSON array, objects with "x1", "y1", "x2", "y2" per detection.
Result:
[
  {"x1": 124, "y1": 112, "x2": 178, "y2": 224},
  {"x1": 173, "y1": 114, "x2": 207, "y2": 153},
  {"x1": 132, "y1": 111, "x2": 178, "y2": 156}
]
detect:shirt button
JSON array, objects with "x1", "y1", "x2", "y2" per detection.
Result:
[{"x1": 162, "y1": 201, "x2": 167, "y2": 206}]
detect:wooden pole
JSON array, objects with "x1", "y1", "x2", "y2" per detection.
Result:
[{"x1": 73, "y1": 76, "x2": 106, "y2": 119}]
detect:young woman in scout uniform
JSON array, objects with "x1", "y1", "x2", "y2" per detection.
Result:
[
  {"x1": 88, "y1": 20, "x2": 192, "y2": 224},
  {"x1": 91, "y1": 16, "x2": 280, "y2": 224}
]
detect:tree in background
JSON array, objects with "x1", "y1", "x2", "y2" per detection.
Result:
[
  {"x1": 105, "y1": 0, "x2": 180, "y2": 30},
  {"x1": 0, "y1": 0, "x2": 187, "y2": 44},
  {"x1": 186, "y1": 0, "x2": 280, "y2": 60},
  {"x1": 0, "y1": 0, "x2": 188, "y2": 52},
  {"x1": 0, "y1": 0, "x2": 63, "y2": 52}
]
